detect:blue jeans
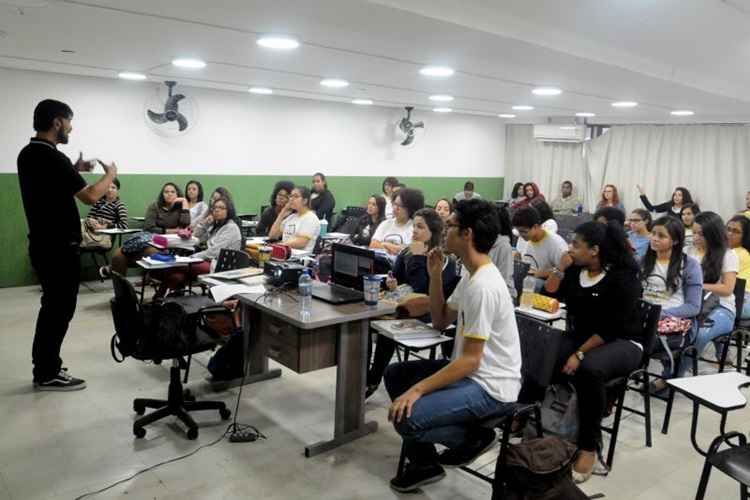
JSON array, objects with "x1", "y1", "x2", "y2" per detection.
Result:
[
  {"x1": 384, "y1": 359, "x2": 515, "y2": 467},
  {"x1": 678, "y1": 306, "x2": 736, "y2": 376}
]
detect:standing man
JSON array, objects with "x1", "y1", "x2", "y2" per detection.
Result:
[
  {"x1": 549, "y1": 180, "x2": 582, "y2": 215},
  {"x1": 18, "y1": 99, "x2": 117, "y2": 391},
  {"x1": 383, "y1": 199, "x2": 522, "y2": 492},
  {"x1": 310, "y1": 172, "x2": 335, "y2": 222}
]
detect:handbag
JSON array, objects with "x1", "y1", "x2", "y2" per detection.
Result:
[
  {"x1": 657, "y1": 316, "x2": 693, "y2": 336},
  {"x1": 79, "y1": 219, "x2": 112, "y2": 250}
]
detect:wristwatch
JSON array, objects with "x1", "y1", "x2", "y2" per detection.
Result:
[
  {"x1": 575, "y1": 350, "x2": 585, "y2": 361},
  {"x1": 551, "y1": 267, "x2": 565, "y2": 279}
]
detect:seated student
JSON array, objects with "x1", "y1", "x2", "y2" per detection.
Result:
[
  {"x1": 453, "y1": 181, "x2": 481, "y2": 201},
  {"x1": 519, "y1": 221, "x2": 644, "y2": 483},
  {"x1": 515, "y1": 200, "x2": 558, "y2": 257},
  {"x1": 681, "y1": 212, "x2": 737, "y2": 368},
  {"x1": 310, "y1": 172, "x2": 335, "y2": 222},
  {"x1": 593, "y1": 206, "x2": 626, "y2": 227},
  {"x1": 184, "y1": 180, "x2": 208, "y2": 229},
  {"x1": 108, "y1": 182, "x2": 190, "y2": 276},
  {"x1": 550, "y1": 180, "x2": 583, "y2": 216},
  {"x1": 434, "y1": 198, "x2": 452, "y2": 222},
  {"x1": 512, "y1": 206, "x2": 568, "y2": 290},
  {"x1": 511, "y1": 182, "x2": 545, "y2": 209},
  {"x1": 268, "y1": 186, "x2": 321, "y2": 252},
  {"x1": 366, "y1": 208, "x2": 458, "y2": 397},
  {"x1": 351, "y1": 194, "x2": 385, "y2": 246},
  {"x1": 490, "y1": 205, "x2": 516, "y2": 299},
  {"x1": 637, "y1": 184, "x2": 693, "y2": 218},
  {"x1": 256, "y1": 180, "x2": 294, "y2": 236},
  {"x1": 596, "y1": 184, "x2": 625, "y2": 213},
  {"x1": 641, "y1": 216, "x2": 703, "y2": 392},
  {"x1": 86, "y1": 177, "x2": 128, "y2": 230},
  {"x1": 156, "y1": 196, "x2": 243, "y2": 297},
  {"x1": 627, "y1": 209, "x2": 653, "y2": 259},
  {"x1": 382, "y1": 176, "x2": 400, "y2": 219},
  {"x1": 728, "y1": 215, "x2": 750, "y2": 319},
  {"x1": 681, "y1": 203, "x2": 700, "y2": 253},
  {"x1": 370, "y1": 188, "x2": 424, "y2": 256},
  {"x1": 383, "y1": 199, "x2": 522, "y2": 492},
  {"x1": 508, "y1": 182, "x2": 526, "y2": 207}
]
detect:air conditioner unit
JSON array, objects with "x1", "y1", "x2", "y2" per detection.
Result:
[{"x1": 533, "y1": 124, "x2": 586, "y2": 143}]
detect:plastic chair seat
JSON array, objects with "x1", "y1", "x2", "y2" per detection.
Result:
[{"x1": 708, "y1": 445, "x2": 750, "y2": 486}]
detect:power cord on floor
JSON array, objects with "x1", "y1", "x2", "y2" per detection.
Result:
[{"x1": 74, "y1": 365, "x2": 264, "y2": 500}]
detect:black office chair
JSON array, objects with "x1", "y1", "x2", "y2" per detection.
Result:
[
  {"x1": 512, "y1": 261, "x2": 531, "y2": 307},
  {"x1": 393, "y1": 313, "x2": 560, "y2": 490},
  {"x1": 600, "y1": 300, "x2": 661, "y2": 469},
  {"x1": 110, "y1": 272, "x2": 233, "y2": 440},
  {"x1": 713, "y1": 279, "x2": 747, "y2": 373},
  {"x1": 695, "y1": 430, "x2": 750, "y2": 500}
]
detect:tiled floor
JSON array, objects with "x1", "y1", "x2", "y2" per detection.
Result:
[{"x1": 0, "y1": 281, "x2": 745, "y2": 499}]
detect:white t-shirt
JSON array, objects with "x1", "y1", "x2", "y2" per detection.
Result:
[
  {"x1": 384, "y1": 197, "x2": 394, "y2": 219},
  {"x1": 372, "y1": 218, "x2": 413, "y2": 247},
  {"x1": 686, "y1": 248, "x2": 740, "y2": 314},
  {"x1": 188, "y1": 201, "x2": 208, "y2": 228},
  {"x1": 447, "y1": 263, "x2": 522, "y2": 403},
  {"x1": 281, "y1": 210, "x2": 321, "y2": 252},
  {"x1": 454, "y1": 191, "x2": 482, "y2": 201},
  {"x1": 643, "y1": 259, "x2": 685, "y2": 311},
  {"x1": 515, "y1": 220, "x2": 559, "y2": 256},
  {"x1": 521, "y1": 229, "x2": 568, "y2": 273}
]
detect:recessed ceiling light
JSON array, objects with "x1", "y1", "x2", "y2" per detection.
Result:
[
  {"x1": 559, "y1": 126, "x2": 578, "y2": 130},
  {"x1": 248, "y1": 87, "x2": 273, "y2": 95},
  {"x1": 576, "y1": 112, "x2": 596, "y2": 117},
  {"x1": 670, "y1": 110, "x2": 694, "y2": 116},
  {"x1": 611, "y1": 101, "x2": 638, "y2": 108},
  {"x1": 118, "y1": 72, "x2": 147, "y2": 81},
  {"x1": 419, "y1": 66, "x2": 454, "y2": 77},
  {"x1": 512, "y1": 105, "x2": 534, "y2": 111},
  {"x1": 429, "y1": 95, "x2": 454, "y2": 102},
  {"x1": 257, "y1": 35, "x2": 300, "y2": 50},
  {"x1": 172, "y1": 58, "x2": 206, "y2": 69},
  {"x1": 433, "y1": 107, "x2": 452, "y2": 113},
  {"x1": 352, "y1": 99, "x2": 373, "y2": 105},
  {"x1": 498, "y1": 114, "x2": 516, "y2": 118},
  {"x1": 320, "y1": 78, "x2": 349, "y2": 88},
  {"x1": 532, "y1": 87, "x2": 562, "y2": 96}
]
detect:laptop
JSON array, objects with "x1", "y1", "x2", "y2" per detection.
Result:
[{"x1": 311, "y1": 243, "x2": 374, "y2": 304}]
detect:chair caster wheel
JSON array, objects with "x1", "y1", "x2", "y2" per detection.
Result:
[
  {"x1": 220, "y1": 408, "x2": 232, "y2": 420},
  {"x1": 187, "y1": 428, "x2": 198, "y2": 440},
  {"x1": 134, "y1": 427, "x2": 146, "y2": 438},
  {"x1": 133, "y1": 403, "x2": 145, "y2": 415}
]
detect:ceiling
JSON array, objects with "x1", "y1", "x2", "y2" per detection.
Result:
[{"x1": 1, "y1": 0, "x2": 750, "y2": 123}]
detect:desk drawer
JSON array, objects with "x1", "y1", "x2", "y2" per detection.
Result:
[{"x1": 261, "y1": 315, "x2": 337, "y2": 373}]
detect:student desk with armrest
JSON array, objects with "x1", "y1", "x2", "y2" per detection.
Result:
[{"x1": 235, "y1": 289, "x2": 395, "y2": 457}]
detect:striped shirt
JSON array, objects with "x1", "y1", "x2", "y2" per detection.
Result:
[{"x1": 87, "y1": 198, "x2": 129, "y2": 229}]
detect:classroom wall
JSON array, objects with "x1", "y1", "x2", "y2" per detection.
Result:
[{"x1": 0, "y1": 67, "x2": 505, "y2": 287}]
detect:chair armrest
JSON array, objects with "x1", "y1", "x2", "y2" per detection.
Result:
[{"x1": 707, "y1": 431, "x2": 747, "y2": 456}]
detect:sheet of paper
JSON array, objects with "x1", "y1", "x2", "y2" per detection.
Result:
[{"x1": 209, "y1": 284, "x2": 266, "y2": 303}]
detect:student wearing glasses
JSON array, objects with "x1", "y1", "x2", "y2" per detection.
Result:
[
  {"x1": 727, "y1": 215, "x2": 750, "y2": 319},
  {"x1": 268, "y1": 186, "x2": 321, "y2": 252},
  {"x1": 156, "y1": 196, "x2": 242, "y2": 297},
  {"x1": 627, "y1": 209, "x2": 652, "y2": 259},
  {"x1": 370, "y1": 188, "x2": 425, "y2": 256},
  {"x1": 256, "y1": 180, "x2": 294, "y2": 236}
]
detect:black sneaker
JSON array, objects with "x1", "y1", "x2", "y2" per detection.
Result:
[
  {"x1": 438, "y1": 428, "x2": 496, "y2": 468},
  {"x1": 99, "y1": 265, "x2": 111, "y2": 279},
  {"x1": 365, "y1": 384, "x2": 379, "y2": 399},
  {"x1": 34, "y1": 370, "x2": 86, "y2": 391},
  {"x1": 389, "y1": 463, "x2": 445, "y2": 493}
]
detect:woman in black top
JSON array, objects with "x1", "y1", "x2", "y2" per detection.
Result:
[
  {"x1": 310, "y1": 172, "x2": 336, "y2": 222},
  {"x1": 351, "y1": 194, "x2": 385, "y2": 246},
  {"x1": 519, "y1": 221, "x2": 643, "y2": 484},
  {"x1": 256, "y1": 180, "x2": 294, "y2": 236},
  {"x1": 637, "y1": 184, "x2": 693, "y2": 218}
]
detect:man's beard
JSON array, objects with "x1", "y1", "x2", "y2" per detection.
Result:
[{"x1": 56, "y1": 128, "x2": 69, "y2": 144}]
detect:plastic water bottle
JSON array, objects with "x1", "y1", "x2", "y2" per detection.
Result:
[
  {"x1": 520, "y1": 275, "x2": 536, "y2": 309},
  {"x1": 320, "y1": 217, "x2": 328, "y2": 237},
  {"x1": 298, "y1": 269, "x2": 313, "y2": 313},
  {"x1": 576, "y1": 203, "x2": 583, "y2": 216}
]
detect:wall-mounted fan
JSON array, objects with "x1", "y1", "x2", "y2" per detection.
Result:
[
  {"x1": 398, "y1": 106, "x2": 424, "y2": 146},
  {"x1": 144, "y1": 81, "x2": 198, "y2": 137}
]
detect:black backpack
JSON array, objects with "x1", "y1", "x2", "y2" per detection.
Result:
[{"x1": 493, "y1": 437, "x2": 588, "y2": 500}]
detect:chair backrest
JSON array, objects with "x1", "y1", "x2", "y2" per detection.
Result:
[
  {"x1": 215, "y1": 248, "x2": 253, "y2": 273},
  {"x1": 735, "y1": 278, "x2": 746, "y2": 327},
  {"x1": 636, "y1": 299, "x2": 662, "y2": 361},
  {"x1": 513, "y1": 261, "x2": 531, "y2": 306},
  {"x1": 110, "y1": 272, "x2": 146, "y2": 359},
  {"x1": 345, "y1": 206, "x2": 367, "y2": 218},
  {"x1": 515, "y1": 313, "x2": 563, "y2": 389}
]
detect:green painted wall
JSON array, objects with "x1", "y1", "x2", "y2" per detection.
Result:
[{"x1": 0, "y1": 173, "x2": 503, "y2": 287}]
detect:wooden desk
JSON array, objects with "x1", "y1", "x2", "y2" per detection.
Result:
[{"x1": 237, "y1": 291, "x2": 395, "y2": 457}]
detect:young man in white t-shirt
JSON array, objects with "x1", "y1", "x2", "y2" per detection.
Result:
[
  {"x1": 512, "y1": 206, "x2": 568, "y2": 290},
  {"x1": 267, "y1": 186, "x2": 321, "y2": 253},
  {"x1": 384, "y1": 199, "x2": 522, "y2": 493}
]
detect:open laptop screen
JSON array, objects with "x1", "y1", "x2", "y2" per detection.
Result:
[{"x1": 331, "y1": 243, "x2": 374, "y2": 291}]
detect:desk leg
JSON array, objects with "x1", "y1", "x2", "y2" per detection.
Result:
[{"x1": 305, "y1": 318, "x2": 378, "y2": 457}]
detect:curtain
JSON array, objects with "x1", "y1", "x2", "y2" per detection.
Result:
[
  {"x1": 503, "y1": 125, "x2": 589, "y2": 206},
  {"x1": 505, "y1": 123, "x2": 750, "y2": 219}
]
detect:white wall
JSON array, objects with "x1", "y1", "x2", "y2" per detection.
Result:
[{"x1": 0, "y1": 67, "x2": 505, "y2": 177}]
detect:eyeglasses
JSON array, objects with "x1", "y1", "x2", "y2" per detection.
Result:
[
  {"x1": 627, "y1": 218, "x2": 643, "y2": 223},
  {"x1": 212, "y1": 205, "x2": 228, "y2": 211}
]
